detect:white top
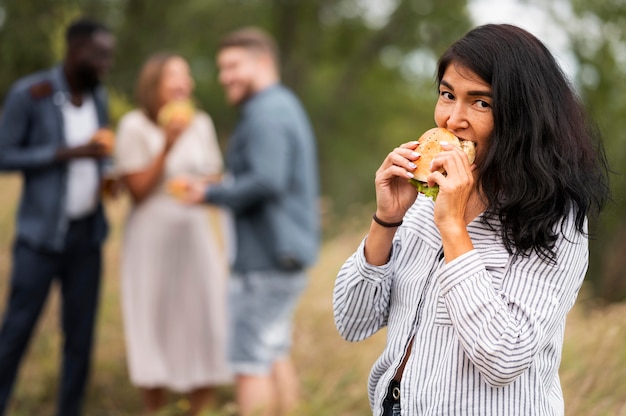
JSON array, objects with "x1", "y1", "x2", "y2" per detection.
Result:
[
  {"x1": 333, "y1": 195, "x2": 588, "y2": 415},
  {"x1": 114, "y1": 110, "x2": 222, "y2": 179},
  {"x1": 62, "y1": 94, "x2": 99, "y2": 219},
  {"x1": 114, "y1": 109, "x2": 232, "y2": 391}
]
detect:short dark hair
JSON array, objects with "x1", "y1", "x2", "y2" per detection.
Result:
[
  {"x1": 218, "y1": 27, "x2": 279, "y2": 67},
  {"x1": 437, "y1": 24, "x2": 610, "y2": 261},
  {"x1": 65, "y1": 18, "x2": 110, "y2": 44}
]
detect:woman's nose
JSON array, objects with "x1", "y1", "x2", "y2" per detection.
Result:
[{"x1": 446, "y1": 103, "x2": 469, "y2": 130}]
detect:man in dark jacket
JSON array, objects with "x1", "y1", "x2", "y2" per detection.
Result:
[{"x1": 0, "y1": 18, "x2": 115, "y2": 416}]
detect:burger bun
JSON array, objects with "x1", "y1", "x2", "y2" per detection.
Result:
[{"x1": 412, "y1": 127, "x2": 476, "y2": 182}]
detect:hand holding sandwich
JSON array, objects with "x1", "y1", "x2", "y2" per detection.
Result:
[
  {"x1": 428, "y1": 140, "x2": 476, "y2": 232},
  {"x1": 373, "y1": 140, "x2": 422, "y2": 226},
  {"x1": 375, "y1": 127, "x2": 476, "y2": 225},
  {"x1": 367, "y1": 128, "x2": 478, "y2": 265}
]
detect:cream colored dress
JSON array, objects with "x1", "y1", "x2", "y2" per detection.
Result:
[{"x1": 115, "y1": 109, "x2": 231, "y2": 391}]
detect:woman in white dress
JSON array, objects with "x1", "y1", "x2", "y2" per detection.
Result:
[{"x1": 115, "y1": 53, "x2": 231, "y2": 414}]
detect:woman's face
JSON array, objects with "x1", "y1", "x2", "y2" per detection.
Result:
[
  {"x1": 158, "y1": 57, "x2": 194, "y2": 105},
  {"x1": 434, "y1": 63, "x2": 494, "y2": 165}
]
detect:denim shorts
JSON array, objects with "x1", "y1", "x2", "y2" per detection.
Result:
[{"x1": 228, "y1": 270, "x2": 307, "y2": 375}]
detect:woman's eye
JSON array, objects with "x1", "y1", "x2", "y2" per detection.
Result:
[
  {"x1": 476, "y1": 100, "x2": 491, "y2": 108},
  {"x1": 440, "y1": 91, "x2": 454, "y2": 100}
]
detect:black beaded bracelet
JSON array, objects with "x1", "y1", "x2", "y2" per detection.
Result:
[{"x1": 372, "y1": 213, "x2": 403, "y2": 228}]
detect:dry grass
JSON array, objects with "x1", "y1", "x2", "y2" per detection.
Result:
[
  {"x1": 1, "y1": 174, "x2": 625, "y2": 415},
  {"x1": 560, "y1": 300, "x2": 626, "y2": 415}
]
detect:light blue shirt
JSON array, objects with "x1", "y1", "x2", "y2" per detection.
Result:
[{"x1": 206, "y1": 84, "x2": 320, "y2": 272}]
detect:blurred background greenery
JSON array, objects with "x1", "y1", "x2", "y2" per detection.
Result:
[{"x1": 1, "y1": 0, "x2": 626, "y2": 414}]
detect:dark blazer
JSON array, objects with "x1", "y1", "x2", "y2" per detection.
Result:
[{"x1": 0, "y1": 65, "x2": 108, "y2": 251}]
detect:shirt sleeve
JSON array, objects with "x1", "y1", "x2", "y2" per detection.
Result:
[
  {"x1": 438, "y1": 212, "x2": 588, "y2": 387},
  {"x1": 0, "y1": 86, "x2": 58, "y2": 171},
  {"x1": 333, "y1": 237, "x2": 396, "y2": 342},
  {"x1": 205, "y1": 116, "x2": 290, "y2": 213},
  {"x1": 114, "y1": 112, "x2": 154, "y2": 175}
]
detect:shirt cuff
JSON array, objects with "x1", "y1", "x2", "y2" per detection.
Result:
[
  {"x1": 353, "y1": 236, "x2": 394, "y2": 283},
  {"x1": 438, "y1": 249, "x2": 486, "y2": 295}
]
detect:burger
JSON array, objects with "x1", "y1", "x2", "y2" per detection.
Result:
[
  {"x1": 157, "y1": 100, "x2": 195, "y2": 127},
  {"x1": 91, "y1": 128, "x2": 115, "y2": 155},
  {"x1": 167, "y1": 177, "x2": 189, "y2": 200},
  {"x1": 407, "y1": 127, "x2": 476, "y2": 200}
]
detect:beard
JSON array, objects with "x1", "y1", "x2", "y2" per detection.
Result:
[
  {"x1": 227, "y1": 81, "x2": 256, "y2": 107},
  {"x1": 75, "y1": 64, "x2": 102, "y2": 90}
]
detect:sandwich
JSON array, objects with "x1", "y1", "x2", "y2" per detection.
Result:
[
  {"x1": 158, "y1": 100, "x2": 195, "y2": 127},
  {"x1": 167, "y1": 177, "x2": 189, "y2": 200},
  {"x1": 91, "y1": 128, "x2": 115, "y2": 155},
  {"x1": 408, "y1": 127, "x2": 476, "y2": 200}
]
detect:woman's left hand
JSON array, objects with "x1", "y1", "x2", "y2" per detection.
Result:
[{"x1": 428, "y1": 141, "x2": 476, "y2": 232}]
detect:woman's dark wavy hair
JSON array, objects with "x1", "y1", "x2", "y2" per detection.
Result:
[{"x1": 437, "y1": 24, "x2": 610, "y2": 262}]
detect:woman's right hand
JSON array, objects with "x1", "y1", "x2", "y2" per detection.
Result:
[{"x1": 374, "y1": 141, "x2": 421, "y2": 223}]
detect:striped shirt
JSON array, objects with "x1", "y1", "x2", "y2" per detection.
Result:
[{"x1": 333, "y1": 195, "x2": 587, "y2": 415}]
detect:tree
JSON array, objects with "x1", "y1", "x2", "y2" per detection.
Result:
[
  {"x1": 552, "y1": 0, "x2": 626, "y2": 301},
  {"x1": 109, "y1": 0, "x2": 473, "y2": 221},
  {"x1": 0, "y1": 0, "x2": 472, "y2": 229}
]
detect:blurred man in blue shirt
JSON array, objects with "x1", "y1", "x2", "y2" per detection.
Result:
[{"x1": 187, "y1": 27, "x2": 320, "y2": 416}]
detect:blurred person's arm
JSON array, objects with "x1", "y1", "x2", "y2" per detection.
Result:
[
  {"x1": 205, "y1": 118, "x2": 290, "y2": 213},
  {"x1": 0, "y1": 83, "x2": 110, "y2": 172},
  {"x1": 56, "y1": 142, "x2": 109, "y2": 161},
  {"x1": 120, "y1": 119, "x2": 186, "y2": 205},
  {"x1": 0, "y1": 84, "x2": 55, "y2": 170}
]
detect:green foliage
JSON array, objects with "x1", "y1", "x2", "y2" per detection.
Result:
[
  {"x1": 108, "y1": 89, "x2": 134, "y2": 126},
  {"x1": 550, "y1": 0, "x2": 626, "y2": 301},
  {"x1": 105, "y1": 0, "x2": 473, "y2": 218}
]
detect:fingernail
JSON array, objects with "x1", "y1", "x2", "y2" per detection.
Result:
[
  {"x1": 408, "y1": 162, "x2": 417, "y2": 169},
  {"x1": 429, "y1": 160, "x2": 434, "y2": 170},
  {"x1": 440, "y1": 141, "x2": 449, "y2": 146},
  {"x1": 406, "y1": 171, "x2": 414, "y2": 178},
  {"x1": 410, "y1": 141, "x2": 419, "y2": 145},
  {"x1": 411, "y1": 152, "x2": 421, "y2": 158}
]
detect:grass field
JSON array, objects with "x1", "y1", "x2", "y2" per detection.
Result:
[{"x1": 1, "y1": 174, "x2": 625, "y2": 415}]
